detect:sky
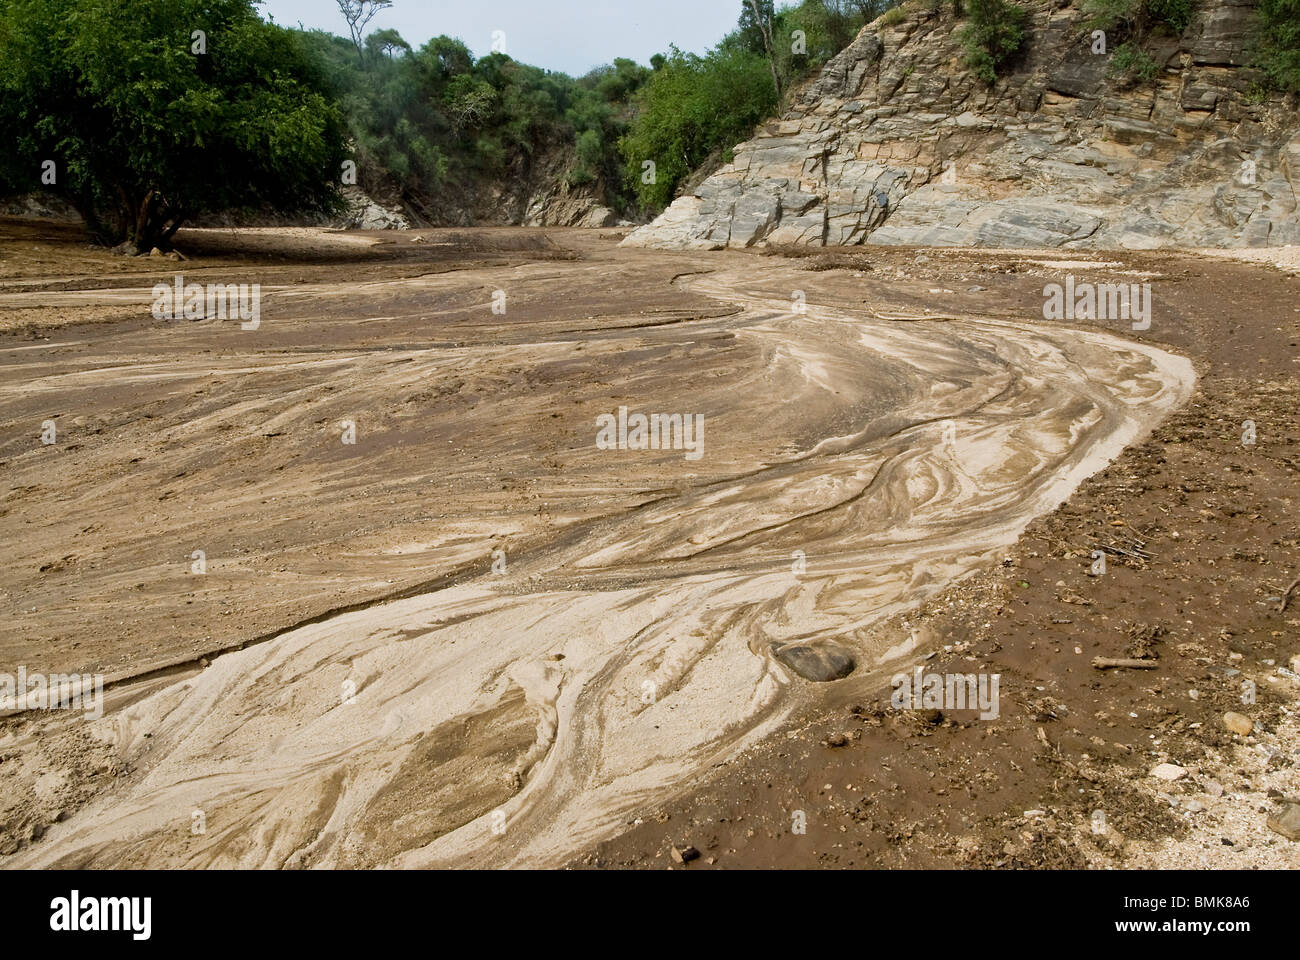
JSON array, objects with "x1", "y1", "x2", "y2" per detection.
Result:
[{"x1": 259, "y1": 0, "x2": 744, "y2": 76}]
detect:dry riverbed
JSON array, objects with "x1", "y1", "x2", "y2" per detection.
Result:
[{"x1": 0, "y1": 219, "x2": 1295, "y2": 868}]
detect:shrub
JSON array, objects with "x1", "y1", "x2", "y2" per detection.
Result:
[
  {"x1": 1083, "y1": 0, "x2": 1195, "y2": 35},
  {"x1": 881, "y1": 4, "x2": 908, "y2": 25},
  {"x1": 1255, "y1": 0, "x2": 1300, "y2": 92},
  {"x1": 619, "y1": 45, "x2": 777, "y2": 210},
  {"x1": 1110, "y1": 41, "x2": 1162, "y2": 83},
  {"x1": 958, "y1": 0, "x2": 1028, "y2": 83}
]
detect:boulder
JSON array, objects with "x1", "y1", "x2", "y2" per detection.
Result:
[{"x1": 772, "y1": 642, "x2": 856, "y2": 682}]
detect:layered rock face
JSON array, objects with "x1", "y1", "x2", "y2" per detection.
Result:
[{"x1": 624, "y1": 0, "x2": 1300, "y2": 250}]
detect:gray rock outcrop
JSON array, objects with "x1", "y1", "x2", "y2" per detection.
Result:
[{"x1": 624, "y1": 0, "x2": 1300, "y2": 251}]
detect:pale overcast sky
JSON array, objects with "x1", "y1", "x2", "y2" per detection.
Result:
[{"x1": 259, "y1": 0, "x2": 743, "y2": 76}]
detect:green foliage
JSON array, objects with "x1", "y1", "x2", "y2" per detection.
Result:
[
  {"x1": 1082, "y1": 0, "x2": 1136, "y2": 30},
  {"x1": 619, "y1": 45, "x2": 778, "y2": 210},
  {"x1": 296, "y1": 26, "x2": 650, "y2": 215},
  {"x1": 1083, "y1": 0, "x2": 1195, "y2": 34},
  {"x1": 619, "y1": 1, "x2": 900, "y2": 212},
  {"x1": 0, "y1": 0, "x2": 347, "y2": 247},
  {"x1": 1146, "y1": 0, "x2": 1195, "y2": 32},
  {"x1": 1081, "y1": 0, "x2": 1194, "y2": 89},
  {"x1": 0, "y1": 0, "x2": 906, "y2": 230},
  {"x1": 1255, "y1": 0, "x2": 1300, "y2": 92},
  {"x1": 957, "y1": 0, "x2": 1028, "y2": 83},
  {"x1": 1109, "y1": 41, "x2": 1161, "y2": 83}
]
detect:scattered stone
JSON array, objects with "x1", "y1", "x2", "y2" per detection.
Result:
[
  {"x1": 1266, "y1": 802, "x2": 1300, "y2": 841},
  {"x1": 1151, "y1": 763, "x2": 1188, "y2": 782},
  {"x1": 822, "y1": 732, "x2": 849, "y2": 748},
  {"x1": 1204, "y1": 780, "x2": 1225, "y2": 798},
  {"x1": 671, "y1": 844, "x2": 700, "y2": 864},
  {"x1": 1223, "y1": 712, "x2": 1254, "y2": 736},
  {"x1": 1185, "y1": 800, "x2": 1206, "y2": 813}
]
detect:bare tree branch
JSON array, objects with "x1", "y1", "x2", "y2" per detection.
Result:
[{"x1": 335, "y1": 0, "x2": 393, "y2": 63}]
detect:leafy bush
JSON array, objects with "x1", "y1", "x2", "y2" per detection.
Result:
[
  {"x1": 881, "y1": 4, "x2": 907, "y2": 25},
  {"x1": 619, "y1": 45, "x2": 778, "y2": 210},
  {"x1": 1082, "y1": 0, "x2": 1193, "y2": 88},
  {"x1": 1083, "y1": 0, "x2": 1195, "y2": 34},
  {"x1": 1147, "y1": 0, "x2": 1196, "y2": 32},
  {"x1": 1110, "y1": 41, "x2": 1162, "y2": 83},
  {"x1": 1255, "y1": 0, "x2": 1300, "y2": 92},
  {"x1": 958, "y1": 0, "x2": 1028, "y2": 83}
]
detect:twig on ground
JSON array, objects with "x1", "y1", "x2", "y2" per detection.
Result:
[
  {"x1": 1091, "y1": 657, "x2": 1159, "y2": 670},
  {"x1": 1279, "y1": 576, "x2": 1300, "y2": 613}
]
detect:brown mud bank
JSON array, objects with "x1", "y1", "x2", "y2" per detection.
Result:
[{"x1": 0, "y1": 221, "x2": 1292, "y2": 868}]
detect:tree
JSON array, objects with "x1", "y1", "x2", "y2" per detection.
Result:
[
  {"x1": 0, "y1": 0, "x2": 348, "y2": 251},
  {"x1": 620, "y1": 45, "x2": 778, "y2": 209},
  {"x1": 741, "y1": 0, "x2": 784, "y2": 98},
  {"x1": 365, "y1": 27, "x2": 411, "y2": 60},
  {"x1": 443, "y1": 74, "x2": 496, "y2": 131},
  {"x1": 336, "y1": 0, "x2": 393, "y2": 63}
]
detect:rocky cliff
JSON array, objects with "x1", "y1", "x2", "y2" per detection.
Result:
[{"x1": 624, "y1": 0, "x2": 1300, "y2": 250}]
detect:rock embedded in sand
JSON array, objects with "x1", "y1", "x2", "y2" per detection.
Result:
[
  {"x1": 1151, "y1": 763, "x2": 1188, "y2": 782},
  {"x1": 772, "y1": 642, "x2": 856, "y2": 682},
  {"x1": 1266, "y1": 803, "x2": 1300, "y2": 841},
  {"x1": 671, "y1": 844, "x2": 700, "y2": 864},
  {"x1": 1222, "y1": 712, "x2": 1254, "y2": 736}
]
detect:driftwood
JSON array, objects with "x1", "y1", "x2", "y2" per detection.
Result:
[{"x1": 1091, "y1": 657, "x2": 1159, "y2": 670}]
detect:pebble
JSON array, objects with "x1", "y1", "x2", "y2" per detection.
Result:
[
  {"x1": 1151, "y1": 763, "x2": 1188, "y2": 781},
  {"x1": 670, "y1": 844, "x2": 700, "y2": 864},
  {"x1": 1204, "y1": 780, "x2": 1225, "y2": 797}
]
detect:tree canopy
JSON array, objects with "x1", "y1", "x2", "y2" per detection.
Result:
[{"x1": 0, "y1": 0, "x2": 348, "y2": 249}]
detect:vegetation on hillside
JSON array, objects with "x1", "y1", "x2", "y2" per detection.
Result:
[
  {"x1": 297, "y1": 27, "x2": 649, "y2": 219},
  {"x1": 621, "y1": 0, "x2": 899, "y2": 210},
  {"x1": 5, "y1": 0, "x2": 1296, "y2": 243},
  {"x1": 956, "y1": 0, "x2": 1029, "y2": 84},
  {"x1": 0, "y1": 0, "x2": 910, "y2": 234},
  {"x1": 310, "y1": 0, "x2": 899, "y2": 219},
  {"x1": 1254, "y1": 0, "x2": 1300, "y2": 92},
  {"x1": 1081, "y1": 0, "x2": 1195, "y2": 84}
]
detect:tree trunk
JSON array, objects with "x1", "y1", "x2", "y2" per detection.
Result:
[{"x1": 746, "y1": 0, "x2": 784, "y2": 100}]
